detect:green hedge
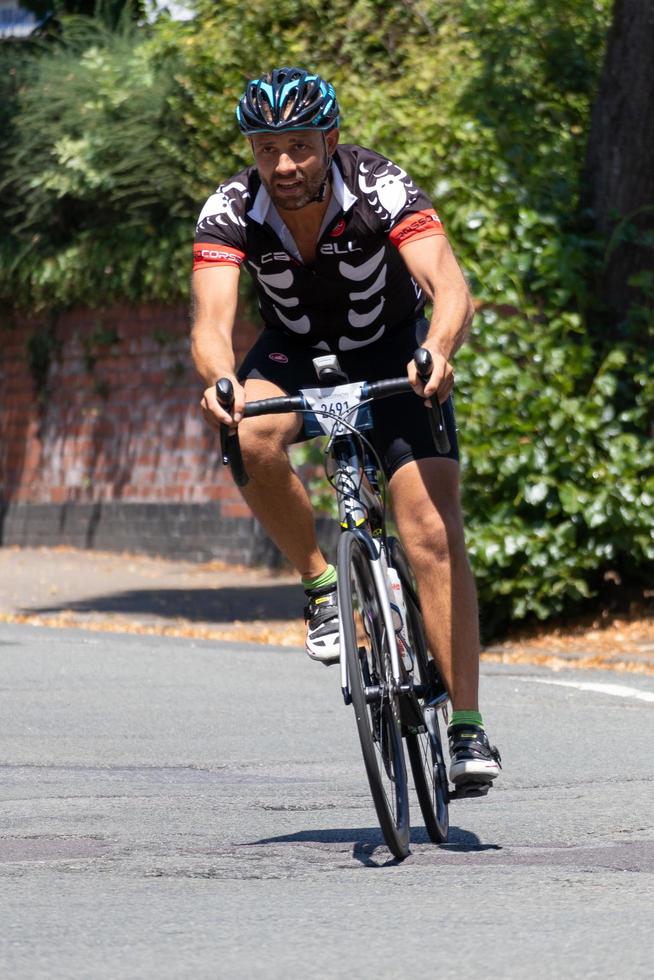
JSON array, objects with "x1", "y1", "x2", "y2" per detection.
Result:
[
  {"x1": 1, "y1": 0, "x2": 651, "y2": 634},
  {"x1": 457, "y1": 311, "x2": 653, "y2": 634}
]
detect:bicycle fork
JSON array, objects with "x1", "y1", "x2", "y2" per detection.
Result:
[{"x1": 339, "y1": 533, "x2": 406, "y2": 706}]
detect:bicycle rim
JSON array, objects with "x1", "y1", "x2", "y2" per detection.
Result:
[
  {"x1": 390, "y1": 538, "x2": 449, "y2": 843},
  {"x1": 338, "y1": 531, "x2": 410, "y2": 859},
  {"x1": 406, "y1": 705, "x2": 449, "y2": 843}
]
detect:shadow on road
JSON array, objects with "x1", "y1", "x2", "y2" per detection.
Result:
[
  {"x1": 249, "y1": 824, "x2": 502, "y2": 867},
  {"x1": 23, "y1": 583, "x2": 305, "y2": 623}
]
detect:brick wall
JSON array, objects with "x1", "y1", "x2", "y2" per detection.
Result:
[{"x1": 0, "y1": 303, "x2": 295, "y2": 564}]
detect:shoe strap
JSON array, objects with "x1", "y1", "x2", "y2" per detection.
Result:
[
  {"x1": 304, "y1": 590, "x2": 338, "y2": 623},
  {"x1": 304, "y1": 582, "x2": 337, "y2": 599}
]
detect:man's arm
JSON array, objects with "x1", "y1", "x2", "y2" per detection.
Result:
[
  {"x1": 191, "y1": 264, "x2": 244, "y2": 430},
  {"x1": 399, "y1": 235, "x2": 474, "y2": 403}
]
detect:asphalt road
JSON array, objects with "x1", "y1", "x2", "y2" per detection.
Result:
[{"x1": 1, "y1": 623, "x2": 652, "y2": 979}]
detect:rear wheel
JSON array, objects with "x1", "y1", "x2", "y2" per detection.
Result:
[
  {"x1": 338, "y1": 531, "x2": 410, "y2": 860},
  {"x1": 389, "y1": 538, "x2": 449, "y2": 843}
]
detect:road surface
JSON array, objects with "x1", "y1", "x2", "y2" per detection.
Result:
[{"x1": 1, "y1": 623, "x2": 652, "y2": 978}]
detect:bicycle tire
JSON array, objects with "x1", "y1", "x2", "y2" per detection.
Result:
[
  {"x1": 338, "y1": 530, "x2": 410, "y2": 859},
  {"x1": 389, "y1": 538, "x2": 449, "y2": 844}
]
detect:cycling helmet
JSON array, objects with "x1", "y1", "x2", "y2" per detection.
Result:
[{"x1": 236, "y1": 67, "x2": 340, "y2": 135}]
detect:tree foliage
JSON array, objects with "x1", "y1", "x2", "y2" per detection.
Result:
[
  {"x1": 1, "y1": 16, "x2": 189, "y2": 307},
  {"x1": 1, "y1": 0, "x2": 651, "y2": 634},
  {"x1": 20, "y1": 0, "x2": 146, "y2": 26}
]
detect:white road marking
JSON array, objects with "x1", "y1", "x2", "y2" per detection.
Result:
[{"x1": 519, "y1": 678, "x2": 654, "y2": 703}]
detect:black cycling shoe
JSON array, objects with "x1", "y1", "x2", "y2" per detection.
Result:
[
  {"x1": 304, "y1": 583, "x2": 340, "y2": 665},
  {"x1": 448, "y1": 724, "x2": 502, "y2": 786}
]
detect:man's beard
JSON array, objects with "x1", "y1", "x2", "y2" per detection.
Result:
[{"x1": 266, "y1": 169, "x2": 327, "y2": 211}]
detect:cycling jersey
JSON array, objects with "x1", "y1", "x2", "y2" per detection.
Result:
[{"x1": 193, "y1": 144, "x2": 445, "y2": 351}]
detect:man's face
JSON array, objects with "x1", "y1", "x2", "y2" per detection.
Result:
[{"x1": 250, "y1": 129, "x2": 339, "y2": 211}]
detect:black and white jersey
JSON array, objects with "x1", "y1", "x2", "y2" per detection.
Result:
[{"x1": 193, "y1": 144, "x2": 445, "y2": 351}]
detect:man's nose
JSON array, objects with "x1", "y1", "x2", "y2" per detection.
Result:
[{"x1": 275, "y1": 152, "x2": 295, "y2": 174}]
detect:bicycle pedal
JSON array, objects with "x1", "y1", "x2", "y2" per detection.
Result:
[{"x1": 449, "y1": 781, "x2": 492, "y2": 801}]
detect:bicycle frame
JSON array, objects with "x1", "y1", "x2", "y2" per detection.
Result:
[{"x1": 327, "y1": 431, "x2": 407, "y2": 707}]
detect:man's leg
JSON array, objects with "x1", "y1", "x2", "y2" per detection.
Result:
[
  {"x1": 390, "y1": 456, "x2": 501, "y2": 785},
  {"x1": 389, "y1": 457, "x2": 479, "y2": 709},
  {"x1": 236, "y1": 377, "x2": 341, "y2": 663},
  {"x1": 236, "y1": 378, "x2": 327, "y2": 580}
]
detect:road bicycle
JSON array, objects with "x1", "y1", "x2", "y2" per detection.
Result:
[{"x1": 217, "y1": 349, "x2": 484, "y2": 859}]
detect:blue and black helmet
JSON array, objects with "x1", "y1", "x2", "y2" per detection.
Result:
[{"x1": 236, "y1": 67, "x2": 340, "y2": 135}]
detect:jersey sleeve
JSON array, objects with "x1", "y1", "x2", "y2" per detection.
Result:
[
  {"x1": 388, "y1": 206, "x2": 445, "y2": 250},
  {"x1": 193, "y1": 177, "x2": 250, "y2": 272},
  {"x1": 355, "y1": 151, "x2": 445, "y2": 250}
]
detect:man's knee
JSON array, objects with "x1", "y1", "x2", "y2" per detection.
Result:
[
  {"x1": 391, "y1": 459, "x2": 467, "y2": 565},
  {"x1": 238, "y1": 416, "x2": 297, "y2": 468},
  {"x1": 401, "y1": 503, "x2": 467, "y2": 569}
]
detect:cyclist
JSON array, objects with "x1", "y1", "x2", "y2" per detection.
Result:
[{"x1": 191, "y1": 67, "x2": 501, "y2": 788}]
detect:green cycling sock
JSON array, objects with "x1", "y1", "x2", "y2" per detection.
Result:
[
  {"x1": 450, "y1": 710, "x2": 484, "y2": 729},
  {"x1": 302, "y1": 564, "x2": 337, "y2": 592}
]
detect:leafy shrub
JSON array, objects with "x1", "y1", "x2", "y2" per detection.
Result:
[{"x1": 457, "y1": 308, "x2": 653, "y2": 635}]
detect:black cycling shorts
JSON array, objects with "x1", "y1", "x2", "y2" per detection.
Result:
[{"x1": 237, "y1": 318, "x2": 459, "y2": 479}]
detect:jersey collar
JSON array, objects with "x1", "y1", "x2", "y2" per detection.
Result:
[{"x1": 331, "y1": 160, "x2": 358, "y2": 212}]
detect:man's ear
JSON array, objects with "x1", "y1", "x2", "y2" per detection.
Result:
[{"x1": 326, "y1": 128, "x2": 340, "y2": 155}]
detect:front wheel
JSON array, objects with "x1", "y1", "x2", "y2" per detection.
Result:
[{"x1": 338, "y1": 531, "x2": 410, "y2": 860}]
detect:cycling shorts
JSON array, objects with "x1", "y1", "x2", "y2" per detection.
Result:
[{"x1": 237, "y1": 318, "x2": 459, "y2": 479}]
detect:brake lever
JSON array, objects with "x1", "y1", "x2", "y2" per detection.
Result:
[
  {"x1": 216, "y1": 378, "x2": 249, "y2": 487},
  {"x1": 414, "y1": 348, "x2": 451, "y2": 455}
]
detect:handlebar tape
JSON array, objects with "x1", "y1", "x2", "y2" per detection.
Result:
[{"x1": 243, "y1": 395, "x2": 305, "y2": 418}]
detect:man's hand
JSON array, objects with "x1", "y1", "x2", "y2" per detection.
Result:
[
  {"x1": 200, "y1": 377, "x2": 246, "y2": 432},
  {"x1": 407, "y1": 348, "x2": 455, "y2": 405}
]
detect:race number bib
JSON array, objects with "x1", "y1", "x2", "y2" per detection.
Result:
[{"x1": 300, "y1": 381, "x2": 373, "y2": 437}]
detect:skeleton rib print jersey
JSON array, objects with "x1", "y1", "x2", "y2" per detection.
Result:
[{"x1": 193, "y1": 144, "x2": 446, "y2": 351}]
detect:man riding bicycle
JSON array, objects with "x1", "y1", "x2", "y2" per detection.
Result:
[{"x1": 191, "y1": 67, "x2": 501, "y2": 789}]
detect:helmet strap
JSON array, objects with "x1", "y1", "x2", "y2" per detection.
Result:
[{"x1": 311, "y1": 132, "x2": 333, "y2": 204}]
